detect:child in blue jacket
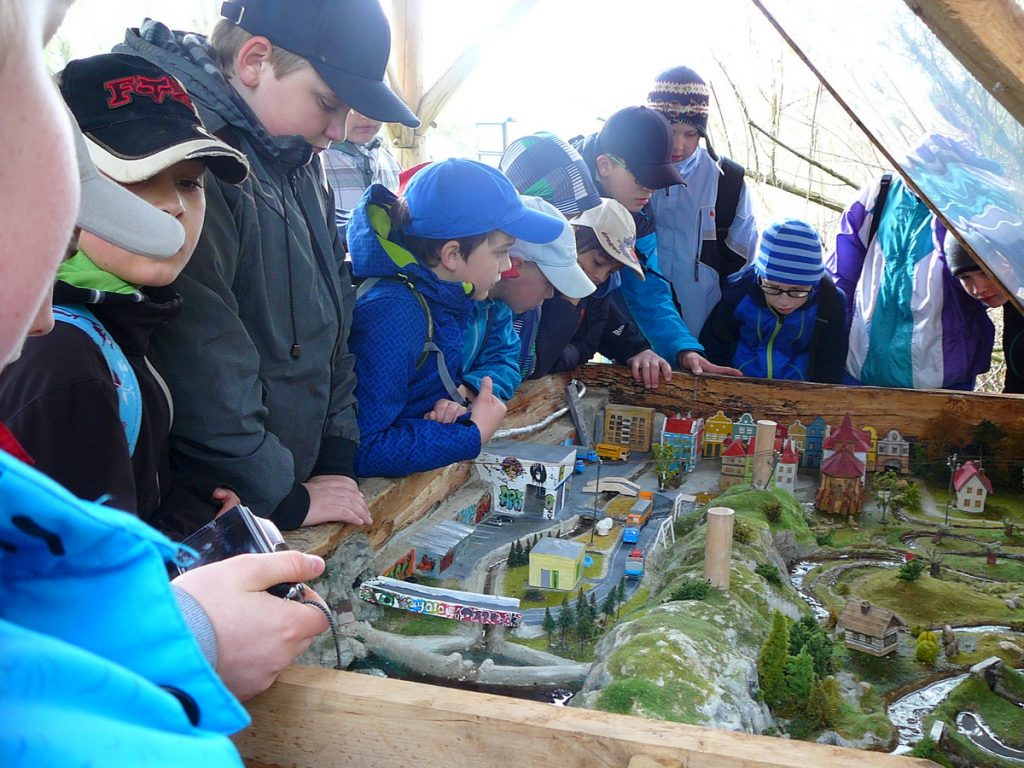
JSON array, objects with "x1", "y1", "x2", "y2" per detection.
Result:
[
  {"x1": 348, "y1": 159, "x2": 564, "y2": 477},
  {"x1": 700, "y1": 219, "x2": 848, "y2": 383}
]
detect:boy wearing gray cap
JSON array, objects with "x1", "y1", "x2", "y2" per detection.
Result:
[{"x1": 118, "y1": 0, "x2": 419, "y2": 529}]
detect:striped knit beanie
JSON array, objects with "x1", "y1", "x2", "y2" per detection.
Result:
[
  {"x1": 754, "y1": 219, "x2": 825, "y2": 285},
  {"x1": 499, "y1": 132, "x2": 601, "y2": 217},
  {"x1": 648, "y1": 66, "x2": 709, "y2": 134}
]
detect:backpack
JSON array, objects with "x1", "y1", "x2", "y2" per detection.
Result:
[
  {"x1": 867, "y1": 173, "x2": 893, "y2": 245},
  {"x1": 355, "y1": 275, "x2": 468, "y2": 406},
  {"x1": 53, "y1": 304, "x2": 142, "y2": 455}
]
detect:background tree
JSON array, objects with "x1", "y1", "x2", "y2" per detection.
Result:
[
  {"x1": 616, "y1": 577, "x2": 627, "y2": 618},
  {"x1": 898, "y1": 557, "x2": 926, "y2": 582},
  {"x1": 873, "y1": 470, "x2": 898, "y2": 522},
  {"x1": 805, "y1": 677, "x2": 829, "y2": 731},
  {"x1": 542, "y1": 607, "x2": 556, "y2": 645},
  {"x1": 576, "y1": 607, "x2": 595, "y2": 649},
  {"x1": 758, "y1": 611, "x2": 790, "y2": 708},
  {"x1": 788, "y1": 614, "x2": 834, "y2": 676},
  {"x1": 784, "y1": 647, "x2": 816, "y2": 706},
  {"x1": 601, "y1": 589, "x2": 618, "y2": 623},
  {"x1": 556, "y1": 596, "x2": 575, "y2": 647},
  {"x1": 820, "y1": 676, "x2": 842, "y2": 727}
]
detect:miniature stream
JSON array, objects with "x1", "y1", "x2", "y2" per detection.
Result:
[{"x1": 791, "y1": 560, "x2": 1024, "y2": 758}]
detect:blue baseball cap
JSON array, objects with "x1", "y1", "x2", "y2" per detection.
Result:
[{"x1": 403, "y1": 159, "x2": 566, "y2": 243}]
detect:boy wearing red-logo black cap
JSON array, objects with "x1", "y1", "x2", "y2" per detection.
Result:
[{"x1": 117, "y1": 0, "x2": 420, "y2": 530}]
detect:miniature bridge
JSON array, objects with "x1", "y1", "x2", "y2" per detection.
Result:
[{"x1": 358, "y1": 576, "x2": 523, "y2": 628}]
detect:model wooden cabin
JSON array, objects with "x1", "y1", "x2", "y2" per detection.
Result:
[{"x1": 837, "y1": 600, "x2": 908, "y2": 657}]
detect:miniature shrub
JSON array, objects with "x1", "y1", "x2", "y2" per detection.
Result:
[
  {"x1": 764, "y1": 501, "x2": 783, "y2": 524},
  {"x1": 897, "y1": 558, "x2": 926, "y2": 582},
  {"x1": 523, "y1": 588, "x2": 544, "y2": 603},
  {"x1": 834, "y1": 581, "x2": 850, "y2": 596},
  {"x1": 814, "y1": 529, "x2": 834, "y2": 547},
  {"x1": 755, "y1": 562, "x2": 783, "y2": 587},
  {"x1": 733, "y1": 519, "x2": 754, "y2": 545},
  {"x1": 673, "y1": 513, "x2": 700, "y2": 538},
  {"x1": 916, "y1": 630, "x2": 939, "y2": 665},
  {"x1": 908, "y1": 737, "x2": 953, "y2": 768},
  {"x1": 670, "y1": 577, "x2": 710, "y2": 602}
]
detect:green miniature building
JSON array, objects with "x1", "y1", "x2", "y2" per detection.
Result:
[{"x1": 529, "y1": 538, "x2": 585, "y2": 591}]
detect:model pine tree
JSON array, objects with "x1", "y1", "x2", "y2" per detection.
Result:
[
  {"x1": 758, "y1": 611, "x2": 790, "y2": 708},
  {"x1": 557, "y1": 595, "x2": 575, "y2": 646},
  {"x1": 805, "y1": 677, "x2": 828, "y2": 731},
  {"x1": 601, "y1": 589, "x2": 617, "y2": 620},
  {"x1": 542, "y1": 607, "x2": 556, "y2": 644},
  {"x1": 784, "y1": 647, "x2": 815, "y2": 704}
]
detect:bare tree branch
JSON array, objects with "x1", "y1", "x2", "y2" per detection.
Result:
[{"x1": 749, "y1": 121, "x2": 860, "y2": 188}]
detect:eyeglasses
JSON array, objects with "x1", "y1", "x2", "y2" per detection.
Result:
[{"x1": 759, "y1": 279, "x2": 812, "y2": 299}]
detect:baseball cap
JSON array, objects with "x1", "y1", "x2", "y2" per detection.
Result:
[
  {"x1": 221, "y1": 0, "x2": 419, "y2": 128},
  {"x1": 597, "y1": 106, "x2": 685, "y2": 190},
  {"x1": 60, "y1": 54, "x2": 249, "y2": 186},
  {"x1": 499, "y1": 132, "x2": 601, "y2": 217},
  {"x1": 571, "y1": 199, "x2": 644, "y2": 280},
  {"x1": 402, "y1": 159, "x2": 565, "y2": 244},
  {"x1": 72, "y1": 116, "x2": 186, "y2": 260},
  {"x1": 511, "y1": 197, "x2": 595, "y2": 299}
]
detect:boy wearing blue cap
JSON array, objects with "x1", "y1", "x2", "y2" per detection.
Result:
[
  {"x1": 700, "y1": 219, "x2": 848, "y2": 383},
  {"x1": 348, "y1": 159, "x2": 565, "y2": 477}
]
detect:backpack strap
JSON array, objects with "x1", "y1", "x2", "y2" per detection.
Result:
[
  {"x1": 355, "y1": 275, "x2": 468, "y2": 406},
  {"x1": 867, "y1": 173, "x2": 893, "y2": 245},
  {"x1": 714, "y1": 157, "x2": 745, "y2": 240},
  {"x1": 53, "y1": 304, "x2": 142, "y2": 456}
]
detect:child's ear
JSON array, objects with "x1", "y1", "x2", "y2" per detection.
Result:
[
  {"x1": 235, "y1": 36, "x2": 274, "y2": 88},
  {"x1": 595, "y1": 154, "x2": 613, "y2": 180},
  {"x1": 438, "y1": 240, "x2": 463, "y2": 272}
]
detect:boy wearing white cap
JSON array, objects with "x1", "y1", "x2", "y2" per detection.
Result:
[
  {"x1": 700, "y1": 218, "x2": 848, "y2": 383},
  {"x1": 532, "y1": 199, "x2": 673, "y2": 388},
  {"x1": 457, "y1": 196, "x2": 595, "y2": 404}
]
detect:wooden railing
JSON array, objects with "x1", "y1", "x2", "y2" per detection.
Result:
[{"x1": 236, "y1": 666, "x2": 936, "y2": 768}]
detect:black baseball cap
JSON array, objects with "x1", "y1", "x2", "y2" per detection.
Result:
[
  {"x1": 220, "y1": 0, "x2": 420, "y2": 128},
  {"x1": 60, "y1": 54, "x2": 249, "y2": 185},
  {"x1": 597, "y1": 106, "x2": 685, "y2": 190}
]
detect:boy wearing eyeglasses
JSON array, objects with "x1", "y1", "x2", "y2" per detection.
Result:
[{"x1": 700, "y1": 218, "x2": 848, "y2": 383}]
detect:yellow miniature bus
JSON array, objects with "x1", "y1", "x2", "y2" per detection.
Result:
[{"x1": 595, "y1": 442, "x2": 630, "y2": 462}]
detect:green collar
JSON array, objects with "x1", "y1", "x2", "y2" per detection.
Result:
[{"x1": 57, "y1": 250, "x2": 140, "y2": 296}]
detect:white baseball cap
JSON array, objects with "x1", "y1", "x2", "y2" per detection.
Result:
[
  {"x1": 572, "y1": 198, "x2": 644, "y2": 280},
  {"x1": 509, "y1": 196, "x2": 596, "y2": 299}
]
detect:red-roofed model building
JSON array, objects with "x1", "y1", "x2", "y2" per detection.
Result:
[
  {"x1": 953, "y1": 460, "x2": 993, "y2": 513},
  {"x1": 821, "y1": 414, "x2": 871, "y2": 482},
  {"x1": 773, "y1": 439, "x2": 800, "y2": 494},
  {"x1": 720, "y1": 438, "x2": 752, "y2": 490},
  {"x1": 816, "y1": 445, "x2": 866, "y2": 518}
]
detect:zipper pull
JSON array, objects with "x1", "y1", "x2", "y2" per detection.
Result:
[{"x1": 291, "y1": 343, "x2": 302, "y2": 359}]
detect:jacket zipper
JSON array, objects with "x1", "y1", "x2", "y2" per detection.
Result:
[{"x1": 765, "y1": 308, "x2": 783, "y2": 380}]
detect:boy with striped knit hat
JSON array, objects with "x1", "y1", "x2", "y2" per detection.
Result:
[{"x1": 699, "y1": 218, "x2": 848, "y2": 382}]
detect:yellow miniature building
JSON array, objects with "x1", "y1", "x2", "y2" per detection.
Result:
[
  {"x1": 702, "y1": 410, "x2": 734, "y2": 457},
  {"x1": 528, "y1": 537, "x2": 585, "y2": 591},
  {"x1": 860, "y1": 425, "x2": 878, "y2": 471},
  {"x1": 603, "y1": 404, "x2": 655, "y2": 452},
  {"x1": 787, "y1": 419, "x2": 807, "y2": 454}
]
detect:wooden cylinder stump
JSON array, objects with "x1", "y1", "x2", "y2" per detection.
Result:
[{"x1": 704, "y1": 506, "x2": 735, "y2": 590}]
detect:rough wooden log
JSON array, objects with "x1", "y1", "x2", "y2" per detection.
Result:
[
  {"x1": 285, "y1": 375, "x2": 571, "y2": 557},
  {"x1": 575, "y1": 363, "x2": 1024, "y2": 441},
  {"x1": 235, "y1": 666, "x2": 934, "y2": 768}
]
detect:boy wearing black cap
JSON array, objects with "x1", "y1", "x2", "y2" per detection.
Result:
[
  {"x1": 0, "y1": 53, "x2": 251, "y2": 538},
  {"x1": 117, "y1": 0, "x2": 419, "y2": 530},
  {"x1": 572, "y1": 106, "x2": 741, "y2": 379},
  {"x1": 647, "y1": 66, "x2": 760, "y2": 337}
]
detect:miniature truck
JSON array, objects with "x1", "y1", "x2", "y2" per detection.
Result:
[{"x1": 622, "y1": 494, "x2": 653, "y2": 544}]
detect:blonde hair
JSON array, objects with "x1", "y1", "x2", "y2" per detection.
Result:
[{"x1": 208, "y1": 19, "x2": 310, "y2": 79}]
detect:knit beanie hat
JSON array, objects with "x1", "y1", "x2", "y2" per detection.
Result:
[
  {"x1": 647, "y1": 66, "x2": 718, "y2": 161},
  {"x1": 945, "y1": 240, "x2": 981, "y2": 276},
  {"x1": 499, "y1": 132, "x2": 601, "y2": 217},
  {"x1": 754, "y1": 219, "x2": 825, "y2": 285}
]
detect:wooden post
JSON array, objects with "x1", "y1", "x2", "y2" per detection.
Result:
[
  {"x1": 751, "y1": 419, "x2": 777, "y2": 490},
  {"x1": 704, "y1": 507, "x2": 735, "y2": 589}
]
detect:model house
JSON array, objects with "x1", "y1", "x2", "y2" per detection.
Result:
[
  {"x1": 876, "y1": 428, "x2": 911, "y2": 475},
  {"x1": 731, "y1": 412, "x2": 757, "y2": 444},
  {"x1": 772, "y1": 439, "x2": 800, "y2": 494},
  {"x1": 861, "y1": 424, "x2": 878, "y2": 472},
  {"x1": 787, "y1": 419, "x2": 807, "y2": 454},
  {"x1": 477, "y1": 441, "x2": 575, "y2": 519},
  {"x1": 803, "y1": 416, "x2": 829, "y2": 468},
  {"x1": 407, "y1": 520, "x2": 476, "y2": 577},
  {"x1": 816, "y1": 447, "x2": 866, "y2": 517},
  {"x1": 720, "y1": 437, "x2": 753, "y2": 490},
  {"x1": 837, "y1": 600, "x2": 907, "y2": 657},
  {"x1": 821, "y1": 414, "x2": 871, "y2": 481},
  {"x1": 953, "y1": 460, "x2": 993, "y2": 513},
  {"x1": 703, "y1": 410, "x2": 734, "y2": 457},
  {"x1": 603, "y1": 404, "x2": 656, "y2": 453},
  {"x1": 662, "y1": 415, "x2": 705, "y2": 472},
  {"x1": 529, "y1": 537, "x2": 586, "y2": 591}
]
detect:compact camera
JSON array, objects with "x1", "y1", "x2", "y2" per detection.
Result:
[{"x1": 177, "y1": 504, "x2": 305, "y2": 600}]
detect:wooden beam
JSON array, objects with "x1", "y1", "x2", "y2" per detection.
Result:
[
  {"x1": 575, "y1": 364, "x2": 1024, "y2": 441},
  {"x1": 285, "y1": 376, "x2": 571, "y2": 557},
  {"x1": 903, "y1": 0, "x2": 1024, "y2": 129},
  {"x1": 236, "y1": 666, "x2": 934, "y2": 768}
]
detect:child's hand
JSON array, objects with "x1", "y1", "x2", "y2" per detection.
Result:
[
  {"x1": 678, "y1": 351, "x2": 743, "y2": 377},
  {"x1": 469, "y1": 376, "x2": 507, "y2": 444},
  {"x1": 212, "y1": 486, "x2": 242, "y2": 516},
  {"x1": 424, "y1": 398, "x2": 469, "y2": 424},
  {"x1": 627, "y1": 350, "x2": 672, "y2": 389}
]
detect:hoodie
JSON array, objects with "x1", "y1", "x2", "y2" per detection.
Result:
[
  {"x1": 347, "y1": 185, "x2": 483, "y2": 477},
  {"x1": 117, "y1": 23, "x2": 359, "y2": 528},
  {"x1": 571, "y1": 132, "x2": 703, "y2": 363}
]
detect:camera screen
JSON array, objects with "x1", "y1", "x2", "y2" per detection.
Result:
[{"x1": 178, "y1": 505, "x2": 276, "y2": 571}]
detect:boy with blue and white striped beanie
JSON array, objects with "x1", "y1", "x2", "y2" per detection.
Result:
[
  {"x1": 699, "y1": 217, "x2": 849, "y2": 382},
  {"x1": 754, "y1": 218, "x2": 825, "y2": 288}
]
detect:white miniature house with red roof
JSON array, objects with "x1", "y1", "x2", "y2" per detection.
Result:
[
  {"x1": 772, "y1": 439, "x2": 800, "y2": 494},
  {"x1": 953, "y1": 460, "x2": 993, "y2": 513}
]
